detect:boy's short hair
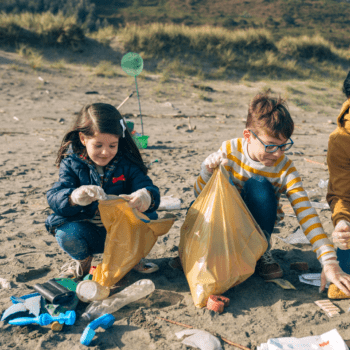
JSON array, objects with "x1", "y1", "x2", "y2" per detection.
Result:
[{"x1": 246, "y1": 93, "x2": 294, "y2": 140}]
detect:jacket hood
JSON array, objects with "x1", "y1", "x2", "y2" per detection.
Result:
[{"x1": 337, "y1": 99, "x2": 350, "y2": 132}]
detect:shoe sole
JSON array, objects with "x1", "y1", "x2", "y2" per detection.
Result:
[{"x1": 258, "y1": 271, "x2": 283, "y2": 280}]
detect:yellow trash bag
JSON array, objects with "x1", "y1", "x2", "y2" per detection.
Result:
[
  {"x1": 179, "y1": 164, "x2": 268, "y2": 308},
  {"x1": 93, "y1": 197, "x2": 176, "y2": 288}
]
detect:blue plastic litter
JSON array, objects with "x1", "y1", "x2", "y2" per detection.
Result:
[
  {"x1": 10, "y1": 293, "x2": 40, "y2": 304},
  {"x1": 80, "y1": 314, "x2": 115, "y2": 346},
  {"x1": 9, "y1": 310, "x2": 76, "y2": 326}
]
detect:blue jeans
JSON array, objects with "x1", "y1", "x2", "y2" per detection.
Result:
[
  {"x1": 190, "y1": 175, "x2": 277, "y2": 243},
  {"x1": 55, "y1": 211, "x2": 158, "y2": 260},
  {"x1": 337, "y1": 248, "x2": 350, "y2": 275},
  {"x1": 240, "y1": 176, "x2": 277, "y2": 241}
]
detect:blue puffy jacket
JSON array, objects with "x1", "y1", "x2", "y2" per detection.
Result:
[{"x1": 45, "y1": 151, "x2": 160, "y2": 234}]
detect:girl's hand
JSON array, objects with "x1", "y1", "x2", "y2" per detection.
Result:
[
  {"x1": 332, "y1": 220, "x2": 350, "y2": 249},
  {"x1": 70, "y1": 185, "x2": 107, "y2": 206},
  {"x1": 203, "y1": 150, "x2": 227, "y2": 174},
  {"x1": 120, "y1": 188, "x2": 151, "y2": 212}
]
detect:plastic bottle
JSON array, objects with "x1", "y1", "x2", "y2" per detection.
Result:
[{"x1": 81, "y1": 279, "x2": 155, "y2": 321}]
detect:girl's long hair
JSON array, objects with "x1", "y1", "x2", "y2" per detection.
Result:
[{"x1": 56, "y1": 103, "x2": 148, "y2": 174}]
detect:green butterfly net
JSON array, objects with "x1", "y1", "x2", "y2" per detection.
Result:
[{"x1": 121, "y1": 52, "x2": 143, "y2": 77}]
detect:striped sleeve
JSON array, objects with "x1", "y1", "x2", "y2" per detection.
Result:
[{"x1": 283, "y1": 163, "x2": 336, "y2": 265}]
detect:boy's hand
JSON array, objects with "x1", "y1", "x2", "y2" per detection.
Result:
[
  {"x1": 320, "y1": 260, "x2": 350, "y2": 295},
  {"x1": 332, "y1": 220, "x2": 350, "y2": 249},
  {"x1": 203, "y1": 150, "x2": 227, "y2": 173},
  {"x1": 119, "y1": 188, "x2": 151, "y2": 212},
  {"x1": 70, "y1": 185, "x2": 107, "y2": 206}
]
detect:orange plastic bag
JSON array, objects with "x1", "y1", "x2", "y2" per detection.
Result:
[
  {"x1": 93, "y1": 197, "x2": 176, "y2": 288},
  {"x1": 179, "y1": 165, "x2": 268, "y2": 308}
]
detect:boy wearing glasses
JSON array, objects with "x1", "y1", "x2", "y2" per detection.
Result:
[{"x1": 194, "y1": 93, "x2": 350, "y2": 295}]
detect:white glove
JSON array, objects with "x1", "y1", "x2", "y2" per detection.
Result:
[
  {"x1": 203, "y1": 150, "x2": 227, "y2": 173},
  {"x1": 320, "y1": 260, "x2": 350, "y2": 296},
  {"x1": 200, "y1": 150, "x2": 227, "y2": 183},
  {"x1": 332, "y1": 220, "x2": 350, "y2": 250},
  {"x1": 120, "y1": 188, "x2": 151, "y2": 212},
  {"x1": 70, "y1": 185, "x2": 107, "y2": 206}
]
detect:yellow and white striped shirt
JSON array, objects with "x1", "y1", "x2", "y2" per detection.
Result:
[{"x1": 194, "y1": 138, "x2": 336, "y2": 265}]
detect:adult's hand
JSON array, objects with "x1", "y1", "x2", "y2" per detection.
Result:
[
  {"x1": 70, "y1": 185, "x2": 107, "y2": 206},
  {"x1": 332, "y1": 220, "x2": 350, "y2": 250},
  {"x1": 203, "y1": 150, "x2": 227, "y2": 174},
  {"x1": 119, "y1": 188, "x2": 151, "y2": 212},
  {"x1": 320, "y1": 260, "x2": 350, "y2": 295}
]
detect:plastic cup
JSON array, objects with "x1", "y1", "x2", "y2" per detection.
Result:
[{"x1": 76, "y1": 280, "x2": 110, "y2": 303}]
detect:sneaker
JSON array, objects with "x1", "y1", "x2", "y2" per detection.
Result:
[
  {"x1": 59, "y1": 256, "x2": 93, "y2": 279},
  {"x1": 255, "y1": 250, "x2": 283, "y2": 280}
]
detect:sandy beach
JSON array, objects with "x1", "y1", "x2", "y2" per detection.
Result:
[{"x1": 1, "y1": 45, "x2": 350, "y2": 349}]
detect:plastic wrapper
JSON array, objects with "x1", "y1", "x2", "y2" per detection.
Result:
[
  {"x1": 93, "y1": 197, "x2": 175, "y2": 288},
  {"x1": 179, "y1": 164, "x2": 268, "y2": 308}
]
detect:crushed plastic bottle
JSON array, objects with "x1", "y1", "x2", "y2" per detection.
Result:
[{"x1": 81, "y1": 279, "x2": 155, "y2": 321}]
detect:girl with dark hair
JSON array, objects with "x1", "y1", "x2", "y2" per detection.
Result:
[{"x1": 45, "y1": 103, "x2": 160, "y2": 279}]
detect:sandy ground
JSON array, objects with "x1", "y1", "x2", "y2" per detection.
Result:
[{"x1": 0, "y1": 44, "x2": 350, "y2": 350}]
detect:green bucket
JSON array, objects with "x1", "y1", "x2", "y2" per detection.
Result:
[{"x1": 134, "y1": 135, "x2": 149, "y2": 149}]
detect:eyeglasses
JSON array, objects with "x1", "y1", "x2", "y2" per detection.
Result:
[{"x1": 249, "y1": 129, "x2": 294, "y2": 153}]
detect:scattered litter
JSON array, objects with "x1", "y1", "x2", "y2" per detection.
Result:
[
  {"x1": 318, "y1": 179, "x2": 329, "y2": 188},
  {"x1": 299, "y1": 273, "x2": 325, "y2": 287},
  {"x1": 39, "y1": 138, "x2": 45, "y2": 141},
  {"x1": 158, "y1": 195, "x2": 181, "y2": 210},
  {"x1": 266, "y1": 279, "x2": 296, "y2": 290},
  {"x1": 175, "y1": 329, "x2": 223, "y2": 350},
  {"x1": 45, "y1": 90, "x2": 49, "y2": 94},
  {"x1": 147, "y1": 159, "x2": 159, "y2": 168},
  {"x1": 13, "y1": 116, "x2": 19, "y2": 121},
  {"x1": 304, "y1": 157, "x2": 327, "y2": 167},
  {"x1": 276, "y1": 228, "x2": 310, "y2": 245},
  {"x1": 117, "y1": 91, "x2": 134, "y2": 110},
  {"x1": 38, "y1": 76, "x2": 44, "y2": 82},
  {"x1": 306, "y1": 188, "x2": 323, "y2": 201},
  {"x1": 258, "y1": 328, "x2": 347, "y2": 349},
  {"x1": 206, "y1": 295, "x2": 230, "y2": 314},
  {"x1": 9, "y1": 310, "x2": 76, "y2": 326},
  {"x1": 58, "y1": 118, "x2": 65, "y2": 124},
  {"x1": 81, "y1": 314, "x2": 115, "y2": 346},
  {"x1": 290, "y1": 262, "x2": 309, "y2": 271},
  {"x1": 328, "y1": 283, "x2": 350, "y2": 300},
  {"x1": 85, "y1": 91, "x2": 99, "y2": 94},
  {"x1": 157, "y1": 317, "x2": 250, "y2": 350},
  {"x1": 0, "y1": 277, "x2": 11, "y2": 289},
  {"x1": 314, "y1": 300, "x2": 341, "y2": 318},
  {"x1": 311, "y1": 201, "x2": 330, "y2": 209},
  {"x1": 1, "y1": 303, "x2": 27, "y2": 322}
]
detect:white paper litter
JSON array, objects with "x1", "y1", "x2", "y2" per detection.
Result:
[
  {"x1": 158, "y1": 195, "x2": 181, "y2": 210},
  {"x1": 276, "y1": 228, "x2": 310, "y2": 245},
  {"x1": 298, "y1": 273, "x2": 332, "y2": 289},
  {"x1": 258, "y1": 328, "x2": 348, "y2": 350},
  {"x1": 175, "y1": 329, "x2": 223, "y2": 350},
  {"x1": 0, "y1": 278, "x2": 11, "y2": 289}
]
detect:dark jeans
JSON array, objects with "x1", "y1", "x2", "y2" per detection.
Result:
[
  {"x1": 55, "y1": 211, "x2": 158, "y2": 260},
  {"x1": 337, "y1": 248, "x2": 350, "y2": 274}
]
